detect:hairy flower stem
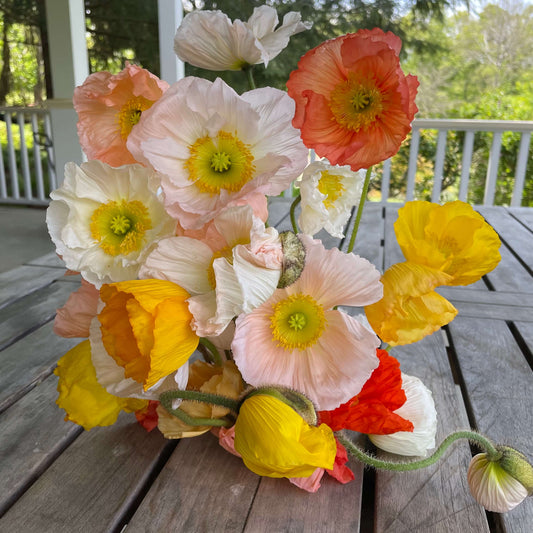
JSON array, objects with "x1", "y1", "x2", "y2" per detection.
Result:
[
  {"x1": 160, "y1": 390, "x2": 241, "y2": 412},
  {"x1": 244, "y1": 65, "x2": 256, "y2": 90},
  {"x1": 346, "y1": 167, "x2": 373, "y2": 254},
  {"x1": 290, "y1": 194, "x2": 301, "y2": 234},
  {"x1": 199, "y1": 337, "x2": 223, "y2": 366},
  {"x1": 337, "y1": 430, "x2": 502, "y2": 472}
]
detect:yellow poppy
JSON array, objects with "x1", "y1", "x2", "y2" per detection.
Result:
[
  {"x1": 55, "y1": 340, "x2": 147, "y2": 430},
  {"x1": 365, "y1": 262, "x2": 458, "y2": 346},
  {"x1": 234, "y1": 394, "x2": 336, "y2": 478},
  {"x1": 394, "y1": 201, "x2": 501, "y2": 285},
  {"x1": 98, "y1": 279, "x2": 199, "y2": 391}
]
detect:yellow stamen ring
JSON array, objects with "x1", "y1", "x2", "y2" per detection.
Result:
[
  {"x1": 270, "y1": 294, "x2": 326, "y2": 351},
  {"x1": 117, "y1": 96, "x2": 154, "y2": 140},
  {"x1": 329, "y1": 73, "x2": 384, "y2": 132},
  {"x1": 185, "y1": 131, "x2": 255, "y2": 195},
  {"x1": 318, "y1": 170, "x2": 345, "y2": 210},
  {"x1": 90, "y1": 199, "x2": 152, "y2": 256}
]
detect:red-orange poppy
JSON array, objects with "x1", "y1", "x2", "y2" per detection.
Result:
[
  {"x1": 319, "y1": 349, "x2": 414, "y2": 435},
  {"x1": 287, "y1": 29, "x2": 418, "y2": 170}
]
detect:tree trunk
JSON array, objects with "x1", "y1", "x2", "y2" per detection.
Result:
[{"x1": 0, "y1": 19, "x2": 11, "y2": 106}]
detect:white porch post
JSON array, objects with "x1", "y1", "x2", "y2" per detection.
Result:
[
  {"x1": 44, "y1": 0, "x2": 89, "y2": 185},
  {"x1": 158, "y1": 0, "x2": 185, "y2": 84}
]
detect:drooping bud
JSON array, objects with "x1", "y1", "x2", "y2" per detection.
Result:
[
  {"x1": 278, "y1": 231, "x2": 306, "y2": 288},
  {"x1": 467, "y1": 446, "x2": 533, "y2": 512}
]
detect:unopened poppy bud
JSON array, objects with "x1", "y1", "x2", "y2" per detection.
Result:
[
  {"x1": 278, "y1": 231, "x2": 306, "y2": 288},
  {"x1": 467, "y1": 446, "x2": 533, "y2": 512}
]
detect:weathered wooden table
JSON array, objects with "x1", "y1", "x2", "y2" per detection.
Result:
[{"x1": 1, "y1": 200, "x2": 532, "y2": 532}]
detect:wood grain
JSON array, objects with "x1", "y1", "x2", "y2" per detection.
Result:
[
  {"x1": 0, "y1": 413, "x2": 170, "y2": 533},
  {"x1": 126, "y1": 432, "x2": 260, "y2": 532},
  {"x1": 0, "y1": 374, "x2": 82, "y2": 516},
  {"x1": 448, "y1": 316, "x2": 533, "y2": 533}
]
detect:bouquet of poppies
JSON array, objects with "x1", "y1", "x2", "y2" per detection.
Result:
[{"x1": 47, "y1": 4, "x2": 533, "y2": 513}]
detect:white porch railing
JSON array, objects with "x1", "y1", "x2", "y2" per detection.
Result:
[
  {"x1": 379, "y1": 119, "x2": 533, "y2": 206},
  {"x1": 1, "y1": 112, "x2": 532, "y2": 207},
  {"x1": 0, "y1": 107, "x2": 56, "y2": 206}
]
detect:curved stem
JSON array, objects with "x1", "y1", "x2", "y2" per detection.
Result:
[
  {"x1": 337, "y1": 430, "x2": 501, "y2": 472},
  {"x1": 159, "y1": 390, "x2": 240, "y2": 412},
  {"x1": 244, "y1": 65, "x2": 256, "y2": 90},
  {"x1": 346, "y1": 167, "x2": 373, "y2": 254},
  {"x1": 161, "y1": 404, "x2": 231, "y2": 428},
  {"x1": 199, "y1": 337, "x2": 223, "y2": 366},
  {"x1": 290, "y1": 194, "x2": 301, "y2": 234}
]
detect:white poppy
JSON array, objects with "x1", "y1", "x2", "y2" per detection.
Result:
[
  {"x1": 174, "y1": 5, "x2": 311, "y2": 71},
  {"x1": 298, "y1": 161, "x2": 364, "y2": 238},
  {"x1": 369, "y1": 373, "x2": 437, "y2": 456},
  {"x1": 46, "y1": 160, "x2": 176, "y2": 287}
]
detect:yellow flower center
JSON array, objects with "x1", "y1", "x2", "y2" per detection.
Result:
[
  {"x1": 90, "y1": 199, "x2": 152, "y2": 256},
  {"x1": 318, "y1": 170, "x2": 345, "y2": 209},
  {"x1": 185, "y1": 131, "x2": 255, "y2": 195},
  {"x1": 270, "y1": 294, "x2": 326, "y2": 351},
  {"x1": 118, "y1": 96, "x2": 153, "y2": 139},
  {"x1": 329, "y1": 72, "x2": 384, "y2": 132}
]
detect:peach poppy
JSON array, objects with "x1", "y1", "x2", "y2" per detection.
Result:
[
  {"x1": 287, "y1": 29, "x2": 418, "y2": 171},
  {"x1": 74, "y1": 63, "x2": 168, "y2": 166}
]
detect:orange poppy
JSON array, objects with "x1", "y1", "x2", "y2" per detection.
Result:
[{"x1": 287, "y1": 29, "x2": 418, "y2": 170}]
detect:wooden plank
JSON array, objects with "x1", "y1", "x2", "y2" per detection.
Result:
[
  {"x1": 0, "y1": 414, "x2": 170, "y2": 533},
  {"x1": 373, "y1": 331, "x2": 489, "y2": 532},
  {"x1": 0, "y1": 374, "x2": 82, "y2": 516},
  {"x1": 0, "y1": 265, "x2": 68, "y2": 309},
  {"x1": 342, "y1": 203, "x2": 384, "y2": 269},
  {"x1": 0, "y1": 322, "x2": 79, "y2": 414},
  {"x1": 437, "y1": 286, "x2": 524, "y2": 306},
  {"x1": 126, "y1": 432, "x2": 260, "y2": 532},
  {"x1": 484, "y1": 244, "x2": 533, "y2": 293},
  {"x1": 447, "y1": 317, "x2": 533, "y2": 532},
  {"x1": 268, "y1": 196, "x2": 292, "y2": 228},
  {"x1": 515, "y1": 321, "x2": 533, "y2": 353},
  {"x1": 509, "y1": 207, "x2": 533, "y2": 231},
  {"x1": 26, "y1": 252, "x2": 65, "y2": 268},
  {"x1": 0, "y1": 280, "x2": 78, "y2": 351},
  {"x1": 478, "y1": 206, "x2": 533, "y2": 272},
  {"x1": 244, "y1": 457, "x2": 363, "y2": 533}
]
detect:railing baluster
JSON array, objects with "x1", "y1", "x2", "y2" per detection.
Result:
[
  {"x1": 511, "y1": 131, "x2": 530, "y2": 207},
  {"x1": 44, "y1": 113, "x2": 57, "y2": 191},
  {"x1": 406, "y1": 129, "x2": 420, "y2": 201},
  {"x1": 432, "y1": 130, "x2": 447, "y2": 203},
  {"x1": 0, "y1": 120, "x2": 6, "y2": 199},
  {"x1": 17, "y1": 111, "x2": 33, "y2": 200},
  {"x1": 459, "y1": 131, "x2": 474, "y2": 202},
  {"x1": 484, "y1": 131, "x2": 503, "y2": 206},
  {"x1": 5, "y1": 113, "x2": 19, "y2": 199},
  {"x1": 31, "y1": 114, "x2": 46, "y2": 201},
  {"x1": 380, "y1": 158, "x2": 391, "y2": 202}
]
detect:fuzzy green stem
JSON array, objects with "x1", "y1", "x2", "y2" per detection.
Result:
[
  {"x1": 244, "y1": 65, "x2": 256, "y2": 90},
  {"x1": 290, "y1": 194, "x2": 301, "y2": 234},
  {"x1": 159, "y1": 390, "x2": 240, "y2": 412},
  {"x1": 337, "y1": 430, "x2": 501, "y2": 472},
  {"x1": 346, "y1": 167, "x2": 372, "y2": 254},
  {"x1": 199, "y1": 337, "x2": 223, "y2": 366},
  {"x1": 161, "y1": 404, "x2": 231, "y2": 427}
]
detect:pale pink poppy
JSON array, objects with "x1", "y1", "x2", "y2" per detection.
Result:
[
  {"x1": 74, "y1": 63, "x2": 168, "y2": 166},
  {"x1": 127, "y1": 77, "x2": 308, "y2": 229},
  {"x1": 232, "y1": 234, "x2": 383, "y2": 411}
]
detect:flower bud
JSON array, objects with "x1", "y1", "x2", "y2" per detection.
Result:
[
  {"x1": 277, "y1": 231, "x2": 306, "y2": 288},
  {"x1": 467, "y1": 446, "x2": 533, "y2": 512}
]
